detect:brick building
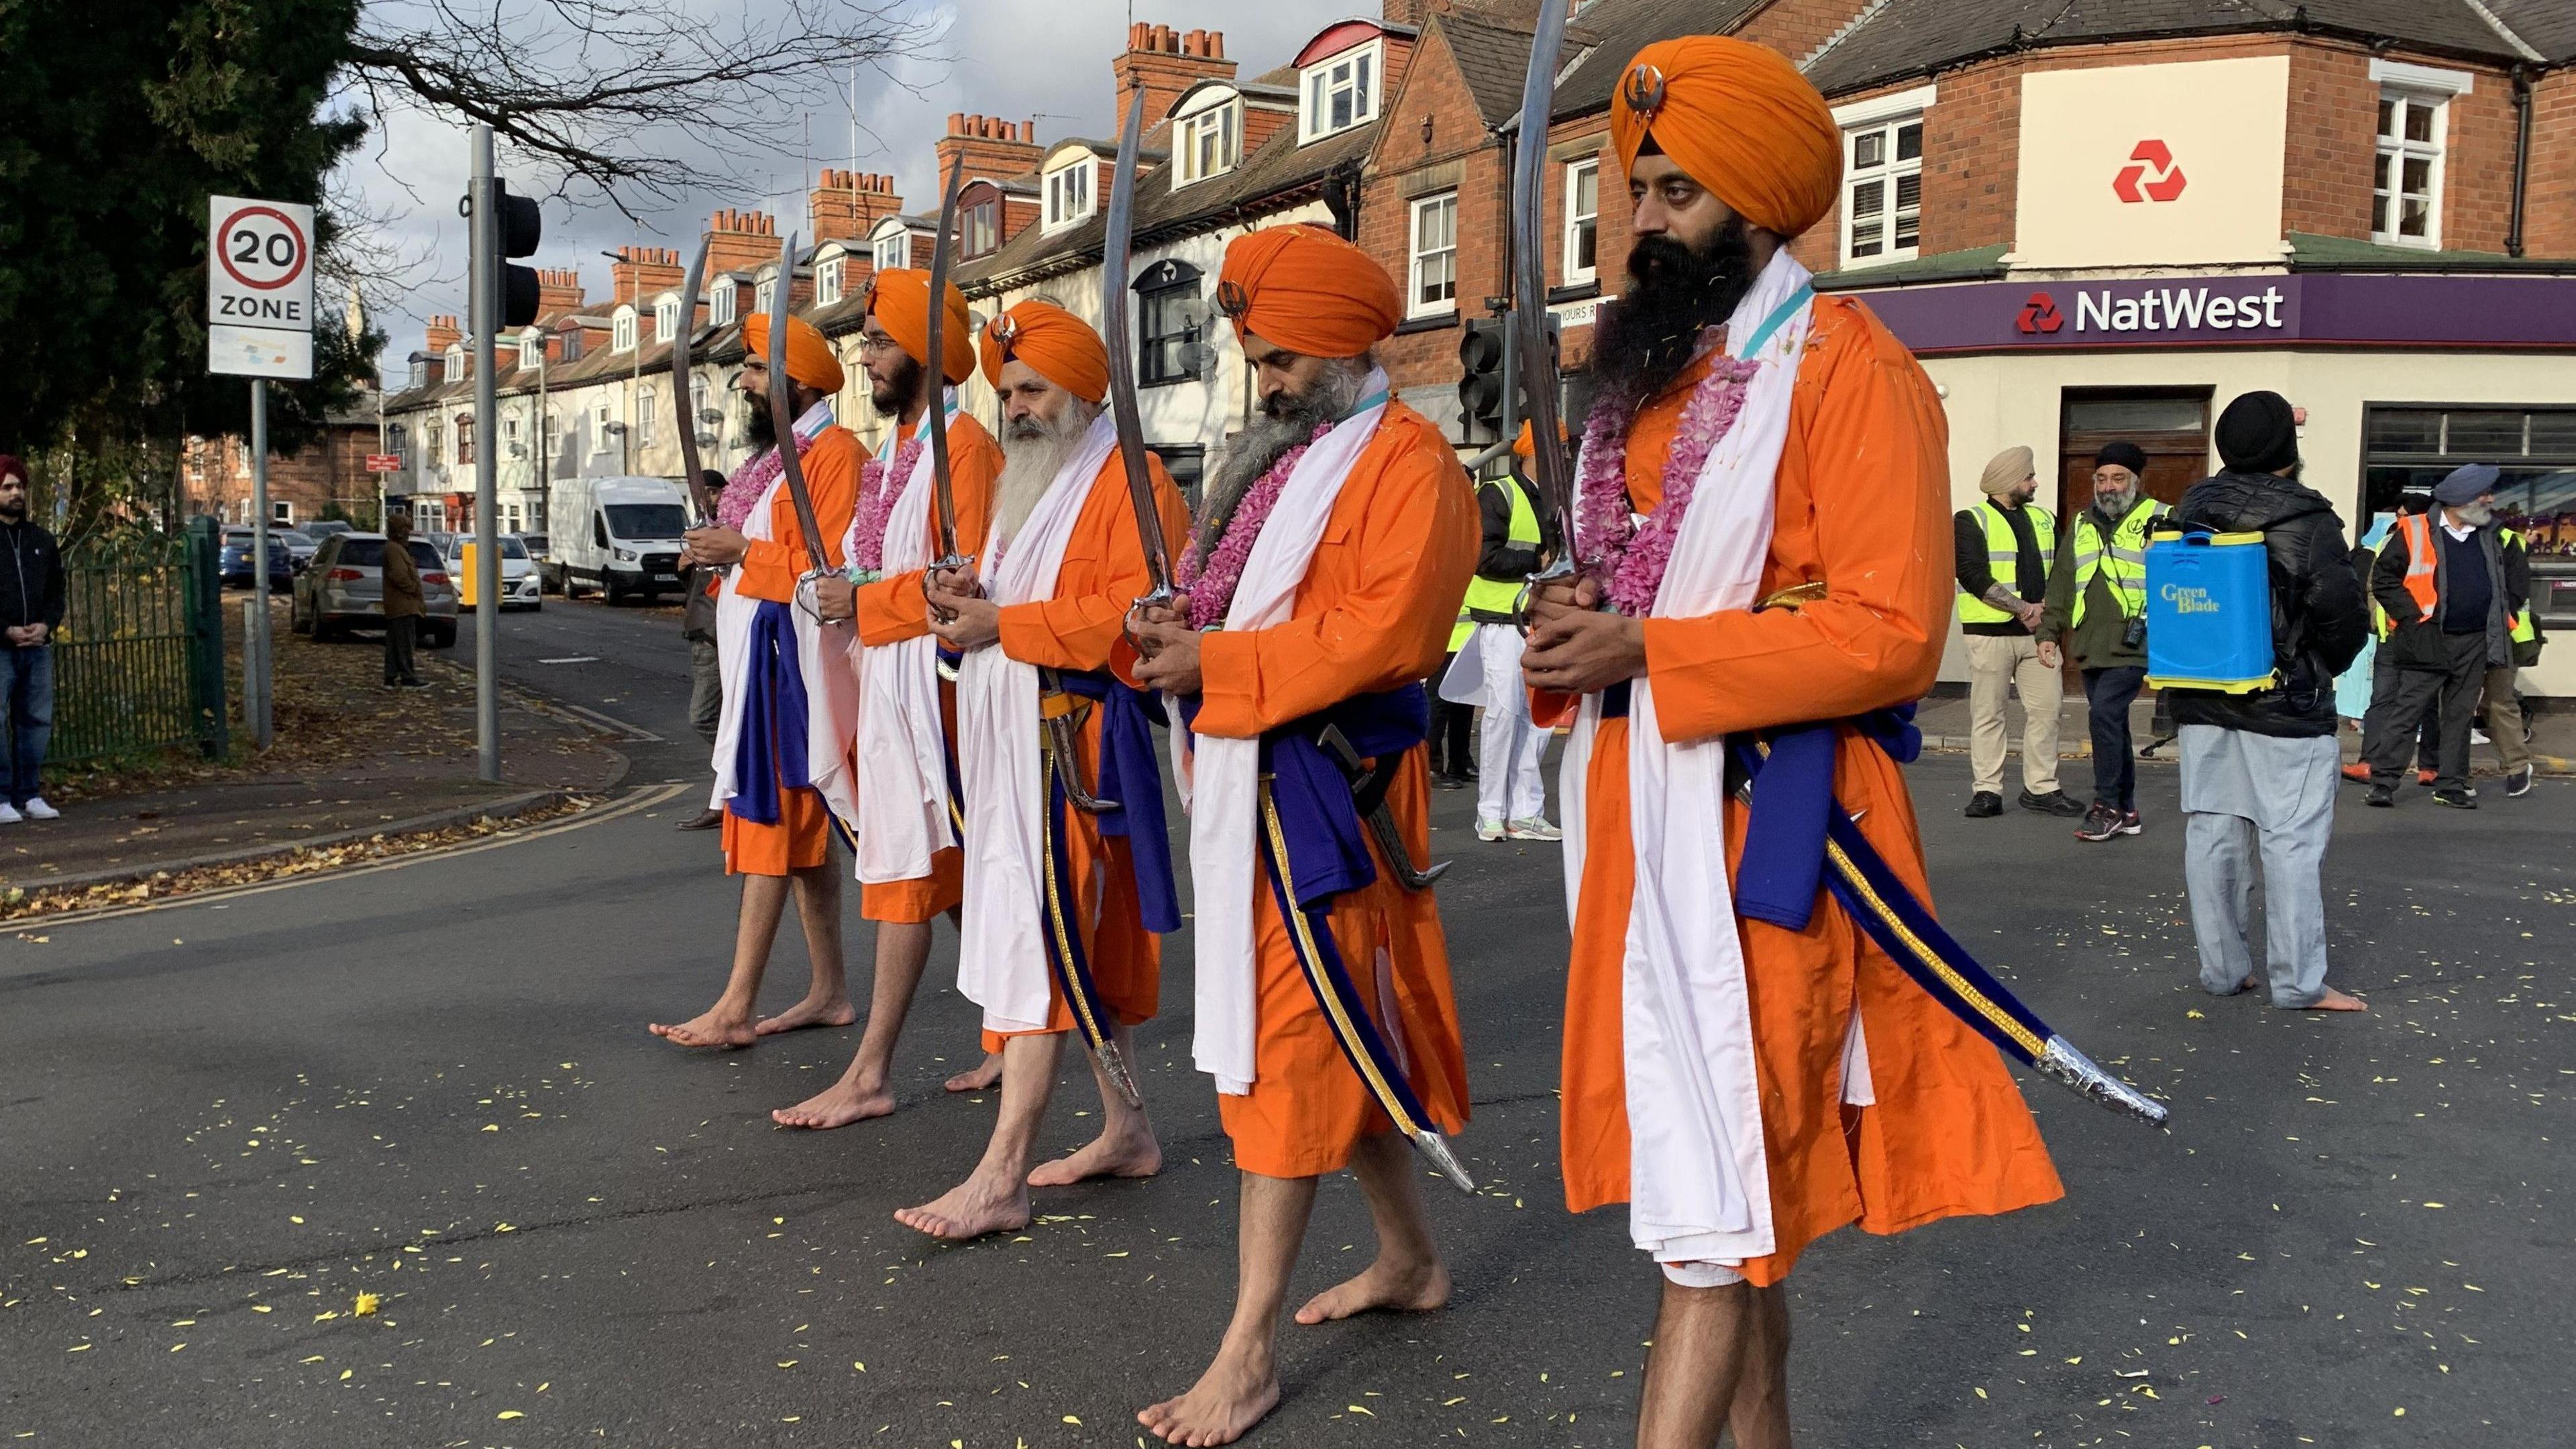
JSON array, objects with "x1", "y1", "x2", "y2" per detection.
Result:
[{"x1": 182, "y1": 385, "x2": 388, "y2": 529}]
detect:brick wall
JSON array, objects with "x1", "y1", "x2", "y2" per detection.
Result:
[
  {"x1": 810, "y1": 170, "x2": 903, "y2": 246},
  {"x1": 185, "y1": 417, "x2": 386, "y2": 525},
  {"x1": 2527, "y1": 70, "x2": 2576, "y2": 258}
]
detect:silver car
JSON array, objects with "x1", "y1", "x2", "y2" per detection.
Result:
[
  {"x1": 442, "y1": 532, "x2": 544, "y2": 610},
  {"x1": 291, "y1": 533, "x2": 460, "y2": 646}
]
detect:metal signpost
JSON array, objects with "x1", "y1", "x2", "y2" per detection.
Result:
[{"x1": 208, "y1": 194, "x2": 317, "y2": 751}]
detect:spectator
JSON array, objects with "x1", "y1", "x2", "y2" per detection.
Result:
[
  {"x1": 678, "y1": 477, "x2": 727, "y2": 832},
  {"x1": 1954, "y1": 444, "x2": 2080, "y2": 819},
  {"x1": 1, "y1": 455, "x2": 65, "y2": 824},
  {"x1": 1428, "y1": 638, "x2": 1476, "y2": 792},
  {"x1": 380, "y1": 512, "x2": 428, "y2": 690},
  {"x1": 2167, "y1": 392, "x2": 2369, "y2": 1012},
  {"x1": 1462, "y1": 425, "x2": 1564, "y2": 843},
  {"x1": 2359, "y1": 464, "x2": 2526, "y2": 808},
  {"x1": 2041, "y1": 441, "x2": 2167, "y2": 842}
]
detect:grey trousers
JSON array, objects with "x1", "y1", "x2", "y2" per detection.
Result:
[
  {"x1": 2180, "y1": 725, "x2": 2340, "y2": 1008},
  {"x1": 688, "y1": 637, "x2": 722, "y2": 745}
]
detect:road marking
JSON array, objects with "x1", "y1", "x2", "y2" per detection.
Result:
[
  {"x1": 537, "y1": 655, "x2": 600, "y2": 665},
  {"x1": 553, "y1": 702, "x2": 663, "y2": 741}
]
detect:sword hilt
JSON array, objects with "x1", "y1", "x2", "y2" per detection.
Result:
[{"x1": 1515, "y1": 553, "x2": 1582, "y2": 636}]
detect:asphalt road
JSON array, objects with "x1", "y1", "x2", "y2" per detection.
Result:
[{"x1": 5, "y1": 595, "x2": 2569, "y2": 1448}]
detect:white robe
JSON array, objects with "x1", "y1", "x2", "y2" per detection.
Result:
[{"x1": 847, "y1": 394, "x2": 961, "y2": 885}]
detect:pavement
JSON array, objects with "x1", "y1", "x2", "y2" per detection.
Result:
[
  {"x1": 1911, "y1": 687, "x2": 2575, "y2": 772},
  {"x1": 3, "y1": 595, "x2": 2570, "y2": 1448}
]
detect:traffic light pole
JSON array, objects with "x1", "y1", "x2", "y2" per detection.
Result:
[{"x1": 469, "y1": 123, "x2": 502, "y2": 784}]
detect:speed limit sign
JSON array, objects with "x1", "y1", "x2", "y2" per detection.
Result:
[{"x1": 208, "y1": 195, "x2": 315, "y2": 379}]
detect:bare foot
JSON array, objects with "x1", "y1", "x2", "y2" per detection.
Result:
[
  {"x1": 943, "y1": 1053, "x2": 1004, "y2": 1093},
  {"x1": 647, "y1": 1010, "x2": 757, "y2": 1050},
  {"x1": 2229, "y1": 974, "x2": 2258, "y2": 995},
  {"x1": 1028, "y1": 1128, "x2": 1163, "y2": 1187},
  {"x1": 892, "y1": 1171, "x2": 1030, "y2": 1241},
  {"x1": 2301, "y1": 986, "x2": 2368, "y2": 1012},
  {"x1": 770, "y1": 1073, "x2": 896, "y2": 1130},
  {"x1": 752, "y1": 996, "x2": 857, "y2": 1036},
  {"x1": 1293, "y1": 1254, "x2": 1450, "y2": 1325},
  {"x1": 1138, "y1": 1340, "x2": 1280, "y2": 1447}
]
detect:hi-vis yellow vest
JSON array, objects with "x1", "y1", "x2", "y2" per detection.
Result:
[
  {"x1": 1452, "y1": 475, "x2": 1542, "y2": 649},
  {"x1": 1955, "y1": 500, "x2": 2055, "y2": 625},
  {"x1": 2070, "y1": 496, "x2": 2169, "y2": 629}
]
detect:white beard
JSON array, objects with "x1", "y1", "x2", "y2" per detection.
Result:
[{"x1": 995, "y1": 404, "x2": 1098, "y2": 548}]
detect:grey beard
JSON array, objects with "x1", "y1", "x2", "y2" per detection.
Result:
[
  {"x1": 2095, "y1": 486, "x2": 2140, "y2": 519},
  {"x1": 995, "y1": 400, "x2": 1100, "y2": 546},
  {"x1": 2451, "y1": 501, "x2": 2494, "y2": 528},
  {"x1": 1197, "y1": 358, "x2": 1371, "y2": 557}
]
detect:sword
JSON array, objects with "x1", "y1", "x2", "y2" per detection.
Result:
[
  {"x1": 1315, "y1": 724, "x2": 1448, "y2": 892},
  {"x1": 671, "y1": 233, "x2": 715, "y2": 525},
  {"x1": 922, "y1": 151, "x2": 971, "y2": 596},
  {"x1": 1038, "y1": 667, "x2": 1120, "y2": 815},
  {"x1": 1508, "y1": 0, "x2": 1578, "y2": 616},
  {"x1": 1101, "y1": 77, "x2": 1177, "y2": 627},
  {"x1": 765, "y1": 229, "x2": 832, "y2": 613}
]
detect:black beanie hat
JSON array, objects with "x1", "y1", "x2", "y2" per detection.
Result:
[
  {"x1": 2095, "y1": 441, "x2": 2148, "y2": 476},
  {"x1": 2215, "y1": 390, "x2": 2300, "y2": 474}
]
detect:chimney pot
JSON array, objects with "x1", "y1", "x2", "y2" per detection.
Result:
[
  {"x1": 1130, "y1": 21, "x2": 1146, "y2": 50},
  {"x1": 1154, "y1": 23, "x2": 1173, "y2": 51},
  {"x1": 1211, "y1": 31, "x2": 1224, "y2": 58},
  {"x1": 947, "y1": 111, "x2": 966, "y2": 134}
]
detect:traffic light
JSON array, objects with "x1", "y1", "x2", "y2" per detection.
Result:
[
  {"x1": 491, "y1": 180, "x2": 543, "y2": 327},
  {"x1": 1456, "y1": 317, "x2": 1507, "y2": 444}
]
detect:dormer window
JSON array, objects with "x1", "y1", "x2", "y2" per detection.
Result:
[
  {"x1": 707, "y1": 284, "x2": 736, "y2": 327},
  {"x1": 1299, "y1": 41, "x2": 1380, "y2": 144},
  {"x1": 815, "y1": 257, "x2": 845, "y2": 307},
  {"x1": 753, "y1": 271, "x2": 778, "y2": 319},
  {"x1": 961, "y1": 198, "x2": 1000, "y2": 258},
  {"x1": 871, "y1": 223, "x2": 910, "y2": 274},
  {"x1": 445, "y1": 343, "x2": 464, "y2": 376},
  {"x1": 654, "y1": 294, "x2": 682, "y2": 341},
  {"x1": 517, "y1": 330, "x2": 544, "y2": 370},
  {"x1": 1044, "y1": 158, "x2": 1095, "y2": 232},
  {"x1": 1176, "y1": 97, "x2": 1241, "y2": 186},
  {"x1": 612, "y1": 305, "x2": 638, "y2": 353},
  {"x1": 408, "y1": 357, "x2": 427, "y2": 388}
]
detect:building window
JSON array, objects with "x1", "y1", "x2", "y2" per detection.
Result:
[
  {"x1": 387, "y1": 423, "x2": 408, "y2": 457},
  {"x1": 592, "y1": 400, "x2": 613, "y2": 452},
  {"x1": 639, "y1": 388, "x2": 657, "y2": 447},
  {"x1": 2374, "y1": 94, "x2": 2445, "y2": 247},
  {"x1": 813, "y1": 259, "x2": 842, "y2": 307},
  {"x1": 542, "y1": 409, "x2": 557, "y2": 451},
  {"x1": 655, "y1": 295, "x2": 682, "y2": 340},
  {"x1": 1177, "y1": 100, "x2": 1240, "y2": 186},
  {"x1": 445, "y1": 343, "x2": 465, "y2": 376},
  {"x1": 1136, "y1": 258, "x2": 1205, "y2": 386},
  {"x1": 1407, "y1": 193, "x2": 1458, "y2": 318},
  {"x1": 1841, "y1": 114, "x2": 1923, "y2": 266},
  {"x1": 612, "y1": 306, "x2": 637, "y2": 353},
  {"x1": 454, "y1": 414, "x2": 476, "y2": 465},
  {"x1": 708, "y1": 285, "x2": 736, "y2": 327},
  {"x1": 426, "y1": 420, "x2": 443, "y2": 461},
  {"x1": 504, "y1": 414, "x2": 521, "y2": 449},
  {"x1": 518, "y1": 332, "x2": 543, "y2": 370},
  {"x1": 408, "y1": 357, "x2": 427, "y2": 388},
  {"x1": 1149, "y1": 444, "x2": 1205, "y2": 508},
  {"x1": 273, "y1": 500, "x2": 294, "y2": 525},
  {"x1": 1044, "y1": 161, "x2": 1094, "y2": 232},
  {"x1": 753, "y1": 274, "x2": 777, "y2": 319},
  {"x1": 502, "y1": 502, "x2": 523, "y2": 533},
  {"x1": 961, "y1": 200, "x2": 999, "y2": 258},
  {"x1": 872, "y1": 231, "x2": 908, "y2": 273},
  {"x1": 1562, "y1": 159, "x2": 1599, "y2": 284},
  {"x1": 1300, "y1": 41, "x2": 1379, "y2": 144}
]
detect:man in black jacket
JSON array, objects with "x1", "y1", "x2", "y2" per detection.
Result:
[
  {"x1": 2358, "y1": 463, "x2": 2524, "y2": 808},
  {"x1": 2167, "y1": 393, "x2": 2369, "y2": 1013},
  {"x1": 0, "y1": 456, "x2": 67, "y2": 824}
]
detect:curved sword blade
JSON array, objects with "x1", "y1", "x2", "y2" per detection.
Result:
[
  {"x1": 766, "y1": 229, "x2": 828, "y2": 579},
  {"x1": 923, "y1": 152, "x2": 968, "y2": 572},
  {"x1": 1509, "y1": 0, "x2": 1576, "y2": 583},
  {"x1": 672, "y1": 233, "x2": 714, "y2": 523},
  {"x1": 1102, "y1": 85, "x2": 1175, "y2": 608}
]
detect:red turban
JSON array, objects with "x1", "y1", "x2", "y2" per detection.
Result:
[
  {"x1": 743, "y1": 313, "x2": 845, "y2": 393},
  {"x1": 977, "y1": 299, "x2": 1109, "y2": 403},
  {"x1": 866, "y1": 268, "x2": 975, "y2": 385},
  {"x1": 1216, "y1": 225, "x2": 1401, "y2": 359},
  {"x1": 1609, "y1": 37, "x2": 1841, "y2": 239}
]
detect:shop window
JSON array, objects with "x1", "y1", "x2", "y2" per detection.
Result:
[
  {"x1": 1563, "y1": 160, "x2": 1599, "y2": 285},
  {"x1": 2361, "y1": 405, "x2": 2576, "y2": 620},
  {"x1": 1136, "y1": 259, "x2": 1206, "y2": 386},
  {"x1": 1409, "y1": 193, "x2": 1458, "y2": 319},
  {"x1": 1841, "y1": 114, "x2": 1923, "y2": 266}
]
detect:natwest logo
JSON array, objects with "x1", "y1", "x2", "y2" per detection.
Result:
[
  {"x1": 2015, "y1": 292, "x2": 2065, "y2": 334},
  {"x1": 2112, "y1": 140, "x2": 2188, "y2": 203},
  {"x1": 2001, "y1": 282, "x2": 2289, "y2": 339}
]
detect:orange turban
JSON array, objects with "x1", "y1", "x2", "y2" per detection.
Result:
[
  {"x1": 977, "y1": 299, "x2": 1108, "y2": 403},
  {"x1": 743, "y1": 313, "x2": 845, "y2": 393},
  {"x1": 1216, "y1": 225, "x2": 1402, "y2": 359},
  {"x1": 1512, "y1": 418, "x2": 1569, "y2": 460},
  {"x1": 865, "y1": 268, "x2": 975, "y2": 385},
  {"x1": 1609, "y1": 37, "x2": 1840, "y2": 239}
]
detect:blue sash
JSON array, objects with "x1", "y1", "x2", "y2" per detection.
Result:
[
  {"x1": 1055, "y1": 671, "x2": 1181, "y2": 934},
  {"x1": 1178, "y1": 684, "x2": 1429, "y2": 910},
  {"x1": 729, "y1": 600, "x2": 812, "y2": 826}
]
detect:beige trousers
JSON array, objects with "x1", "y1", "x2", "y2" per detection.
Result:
[
  {"x1": 1964, "y1": 633, "x2": 2063, "y2": 797},
  {"x1": 2481, "y1": 666, "x2": 2529, "y2": 773}
]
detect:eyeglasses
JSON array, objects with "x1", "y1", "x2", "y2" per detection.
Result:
[{"x1": 855, "y1": 333, "x2": 898, "y2": 355}]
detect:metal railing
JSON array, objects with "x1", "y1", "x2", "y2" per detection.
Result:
[{"x1": 40, "y1": 523, "x2": 225, "y2": 765}]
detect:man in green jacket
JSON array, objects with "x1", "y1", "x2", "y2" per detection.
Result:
[{"x1": 2039, "y1": 442, "x2": 2165, "y2": 843}]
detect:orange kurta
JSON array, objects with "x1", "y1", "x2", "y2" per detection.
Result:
[
  {"x1": 980, "y1": 448, "x2": 1193, "y2": 1051},
  {"x1": 1560, "y1": 297, "x2": 2063, "y2": 1283},
  {"x1": 722, "y1": 425, "x2": 865, "y2": 877},
  {"x1": 851, "y1": 413, "x2": 1002, "y2": 922},
  {"x1": 1193, "y1": 403, "x2": 1480, "y2": 1178}
]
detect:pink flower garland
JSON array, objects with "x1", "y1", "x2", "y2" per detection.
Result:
[
  {"x1": 1173, "y1": 423, "x2": 1330, "y2": 630},
  {"x1": 850, "y1": 437, "x2": 924, "y2": 574},
  {"x1": 1573, "y1": 332, "x2": 1760, "y2": 616}
]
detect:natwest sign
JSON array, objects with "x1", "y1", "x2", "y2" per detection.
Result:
[
  {"x1": 2012, "y1": 281, "x2": 2288, "y2": 339},
  {"x1": 1851, "y1": 272, "x2": 2576, "y2": 356}
]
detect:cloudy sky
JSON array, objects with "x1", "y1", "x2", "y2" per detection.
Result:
[{"x1": 349, "y1": 0, "x2": 1354, "y2": 380}]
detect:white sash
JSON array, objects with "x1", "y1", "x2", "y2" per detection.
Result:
[
  {"x1": 955, "y1": 413, "x2": 1120, "y2": 1032},
  {"x1": 851, "y1": 396, "x2": 960, "y2": 883},
  {"x1": 1556, "y1": 254, "x2": 1814, "y2": 1266},
  {"x1": 1182, "y1": 370, "x2": 1391, "y2": 1095}
]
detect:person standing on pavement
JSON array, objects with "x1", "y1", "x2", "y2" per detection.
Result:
[
  {"x1": 379, "y1": 512, "x2": 429, "y2": 690},
  {"x1": 2041, "y1": 441, "x2": 2166, "y2": 842},
  {"x1": 1462, "y1": 422, "x2": 1564, "y2": 843},
  {"x1": 677, "y1": 468, "x2": 729, "y2": 833},
  {"x1": 1, "y1": 456, "x2": 66, "y2": 824},
  {"x1": 2359, "y1": 464, "x2": 2527, "y2": 809},
  {"x1": 2168, "y1": 391, "x2": 2368, "y2": 1013},
  {"x1": 1953, "y1": 445, "x2": 2080, "y2": 819}
]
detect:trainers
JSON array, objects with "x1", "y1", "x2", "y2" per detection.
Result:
[
  {"x1": 2073, "y1": 802, "x2": 2127, "y2": 843},
  {"x1": 21, "y1": 797, "x2": 57, "y2": 821},
  {"x1": 2365, "y1": 784, "x2": 2398, "y2": 808},
  {"x1": 1474, "y1": 818, "x2": 1508, "y2": 842},
  {"x1": 2019, "y1": 788, "x2": 2084, "y2": 818},
  {"x1": 1432, "y1": 771, "x2": 1468, "y2": 792},
  {"x1": 2432, "y1": 787, "x2": 2477, "y2": 810},
  {"x1": 0, "y1": 802, "x2": 19, "y2": 825},
  {"x1": 2118, "y1": 808, "x2": 2142, "y2": 836},
  {"x1": 1964, "y1": 792, "x2": 2003, "y2": 818},
  {"x1": 2506, "y1": 765, "x2": 2534, "y2": 798},
  {"x1": 2339, "y1": 761, "x2": 2370, "y2": 783},
  {"x1": 1505, "y1": 816, "x2": 1563, "y2": 841}
]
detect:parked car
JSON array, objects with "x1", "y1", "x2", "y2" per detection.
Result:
[
  {"x1": 519, "y1": 532, "x2": 553, "y2": 592},
  {"x1": 219, "y1": 529, "x2": 294, "y2": 591},
  {"x1": 277, "y1": 529, "x2": 319, "y2": 573},
  {"x1": 441, "y1": 531, "x2": 544, "y2": 610},
  {"x1": 301, "y1": 519, "x2": 354, "y2": 540},
  {"x1": 290, "y1": 533, "x2": 459, "y2": 646},
  {"x1": 550, "y1": 475, "x2": 690, "y2": 603}
]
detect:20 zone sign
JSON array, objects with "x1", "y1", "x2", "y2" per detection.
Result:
[{"x1": 208, "y1": 197, "x2": 315, "y2": 329}]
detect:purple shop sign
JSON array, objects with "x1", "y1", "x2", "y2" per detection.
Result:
[{"x1": 1849, "y1": 272, "x2": 2576, "y2": 354}]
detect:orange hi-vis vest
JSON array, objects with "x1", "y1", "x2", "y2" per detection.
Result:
[{"x1": 2385, "y1": 512, "x2": 2440, "y2": 635}]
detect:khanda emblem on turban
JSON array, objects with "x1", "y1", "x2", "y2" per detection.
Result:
[
  {"x1": 987, "y1": 312, "x2": 1022, "y2": 360},
  {"x1": 1215, "y1": 279, "x2": 1251, "y2": 321},
  {"x1": 1623, "y1": 62, "x2": 1667, "y2": 123}
]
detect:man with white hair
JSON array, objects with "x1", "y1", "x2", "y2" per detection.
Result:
[{"x1": 901, "y1": 299, "x2": 1189, "y2": 1240}]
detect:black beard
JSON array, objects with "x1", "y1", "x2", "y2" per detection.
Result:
[
  {"x1": 1589, "y1": 220, "x2": 1757, "y2": 412},
  {"x1": 743, "y1": 400, "x2": 777, "y2": 452},
  {"x1": 871, "y1": 354, "x2": 925, "y2": 420}
]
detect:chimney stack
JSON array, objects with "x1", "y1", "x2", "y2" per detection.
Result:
[
  {"x1": 810, "y1": 168, "x2": 906, "y2": 247},
  {"x1": 424, "y1": 313, "x2": 462, "y2": 356},
  {"x1": 934, "y1": 113, "x2": 1045, "y2": 196},
  {"x1": 1116, "y1": 21, "x2": 1236, "y2": 136},
  {"x1": 608, "y1": 246, "x2": 683, "y2": 311},
  {"x1": 701, "y1": 210, "x2": 780, "y2": 282},
  {"x1": 533, "y1": 266, "x2": 586, "y2": 325}
]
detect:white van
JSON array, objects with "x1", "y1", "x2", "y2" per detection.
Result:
[{"x1": 549, "y1": 476, "x2": 692, "y2": 604}]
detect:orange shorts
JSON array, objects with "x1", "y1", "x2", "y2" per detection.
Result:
[
  {"x1": 721, "y1": 786, "x2": 833, "y2": 877},
  {"x1": 859, "y1": 847, "x2": 963, "y2": 923}
]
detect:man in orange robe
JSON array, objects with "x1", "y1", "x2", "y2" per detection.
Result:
[
  {"x1": 1521, "y1": 38, "x2": 2063, "y2": 1448},
  {"x1": 1128, "y1": 225, "x2": 1477, "y2": 1448},
  {"x1": 655, "y1": 313, "x2": 863, "y2": 1049},
  {"x1": 770, "y1": 270, "x2": 1004, "y2": 1128},
  {"x1": 889, "y1": 299, "x2": 1192, "y2": 1238}
]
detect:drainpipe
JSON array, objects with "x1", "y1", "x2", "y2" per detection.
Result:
[{"x1": 2506, "y1": 66, "x2": 2532, "y2": 260}]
